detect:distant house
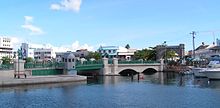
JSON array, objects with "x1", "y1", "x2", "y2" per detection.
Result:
[
  {"x1": 117, "y1": 47, "x2": 137, "y2": 61},
  {"x1": 98, "y1": 46, "x2": 119, "y2": 59},
  {"x1": 34, "y1": 48, "x2": 52, "y2": 62}
]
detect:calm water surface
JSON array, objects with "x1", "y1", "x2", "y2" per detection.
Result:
[{"x1": 1, "y1": 72, "x2": 220, "y2": 108}]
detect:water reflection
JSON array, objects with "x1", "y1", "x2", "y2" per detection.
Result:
[
  {"x1": 87, "y1": 72, "x2": 220, "y2": 89},
  {"x1": 1, "y1": 72, "x2": 220, "y2": 108}
]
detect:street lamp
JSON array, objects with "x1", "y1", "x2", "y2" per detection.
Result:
[{"x1": 163, "y1": 41, "x2": 167, "y2": 65}]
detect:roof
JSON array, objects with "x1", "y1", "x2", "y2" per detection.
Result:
[
  {"x1": 209, "y1": 46, "x2": 220, "y2": 50},
  {"x1": 98, "y1": 46, "x2": 119, "y2": 50},
  {"x1": 195, "y1": 45, "x2": 209, "y2": 51}
]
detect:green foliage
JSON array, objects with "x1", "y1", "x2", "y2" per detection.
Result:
[
  {"x1": 1, "y1": 56, "x2": 11, "y2": 64},
  {"x1": 165, "y1": 50, "x2": 177, "y2": 59},
  {"x1": 86, "y1": 51, "x2": 101, "y2": 60},
  {"x1": 134, "y1": 48, "x2": 156, "y2": 60},
  {"x1": 25, "y1": 57, "x2": 34, "y2": 63},
  {"x1": 125, "y1": 44, "x2": 130, "y2": 49}
]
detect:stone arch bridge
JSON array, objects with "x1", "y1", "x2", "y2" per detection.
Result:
[{"x1": 76, "y1": 58, "x2": 164, "y2": 75}]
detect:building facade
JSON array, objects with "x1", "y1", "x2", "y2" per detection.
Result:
[
  {"x1": 34, "y1": 48, "x2": 52, "y2": 62},
  {"x1": 0, "y1": 37, "x2": 13, "y2": 61},
  {"x1": 98, "y1": 46, "x2": 119, "y2": 58},
  {"x1": 117, "y1": 47, "x2": 137, "y2": 61}
]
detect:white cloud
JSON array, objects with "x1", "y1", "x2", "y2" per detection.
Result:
[
  {"x1": 29, "y1": 41, "x2": 94, "y2": 57},
  {"x1": 21, "y1": 16, "x2": 44, "y2": 35},
  {"x1": 50, "y1": 0, "x2": 82, "y2": 12}
]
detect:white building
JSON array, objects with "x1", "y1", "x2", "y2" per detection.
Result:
[
  {"x1": 34, "y1": 48, "x2": 52, "y2": 62},
  {"x1": 194, "y1": 42, "x2": 220, "y2": 60},
  {"x1": 117, "y1": 47, "x2": 137, "y2": 61},
  {"x1": 0, "y1": 37, "x2": 13, "y2": 60}
]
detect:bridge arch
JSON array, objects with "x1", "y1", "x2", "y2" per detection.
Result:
[
  {"x1": 142, "y1": 68, "x2": 157, "y2": 75},
  {"x1": 119, "y1": 69, "x2": 138, "y2": 76}
]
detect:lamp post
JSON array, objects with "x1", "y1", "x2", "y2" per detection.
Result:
[{"x1": 163, "y1": 41, "x2": 167, "y2": 65}]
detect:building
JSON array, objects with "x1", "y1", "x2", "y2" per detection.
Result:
[
  {"x1": 117, "y1": 47, "x2": 137, "y2": 61},
  {"x1": 34, "y1": 48, "x2": 52, "y2": 62},
  {"x1": 55, "y1": 52, "x2": 75, "y2": 70},
  {"x1": 74, "y1": 49, "x2": 89, "y2": 59},
  {"x1": 98, "y1": 46, "x2": 119, "y2": 58},
  {"x1": 0, "y1": 37, "x2": 13, "y2": 61},
  {"x1": 21, "y1": 43, "x2": 29, "y2": 59}
]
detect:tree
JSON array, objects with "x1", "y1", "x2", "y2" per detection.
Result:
[
  {"x1": 134, "y1": 47, "x2": 156, "y2": 61},
  {"x1": 25, "y1": 57, "x2": 34, "y2": 63},
  {"x1": 86, "y1": 51, "x2": 101, "y2": 60},
  {"x1": 165, "y1": 50, "x2": 177, "y2": 60},
  {"x1": 1, "y1": 56, "x2": 11, "y2": 64},
  {"x1": 125, "y1": 44, "x2": 130, "y2": 49}
]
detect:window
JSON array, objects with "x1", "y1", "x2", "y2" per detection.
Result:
[
  {"x1": 62, "y1": 58, "x2": 64, "y2": 62},
  {"x1": 65, "y1": 59, "x2": 67, "y2": 62},
  {"x1": 72, "y1": 59, "x2": 74, "y2": 62},
  {"x1": 113, "y1": 50, "x2": 116, "y2": 53},
  {"x1": 109, "y1": 50, "x2": 111, "y2": 53},
  {"x1": 69, "y1": 59, "x2": 71, "y2": 62}
]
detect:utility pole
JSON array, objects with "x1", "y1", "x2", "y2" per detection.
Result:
[{"x1": 190, "y1": 31, "x2": 196, "y2": 59}]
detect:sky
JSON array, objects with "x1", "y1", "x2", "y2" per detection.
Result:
[{"x1": 1, "y1": 0, "x2": 220, "y2": 52}]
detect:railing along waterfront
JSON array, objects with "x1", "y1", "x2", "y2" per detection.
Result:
[
  {"x1": 0, "y1": 64, "x2": 14, "y2": 70},
  {"x1": 118, "y1": 60, "x2": 160, "y2": 64},
  {"x1": 24, "y1": 62, "x2": 64, "y2": 69},
  {"x1": 75, "y1": 60, "x2": 104, "y2": 70}
]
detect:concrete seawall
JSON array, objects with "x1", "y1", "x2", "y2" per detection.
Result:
[{"x1": 0, "y1": 70, "x2": 87, "y2": 87}]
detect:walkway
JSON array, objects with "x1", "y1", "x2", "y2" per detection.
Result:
[{"x1": 0, "y1": 74, "x2": 87, "y2": 87}]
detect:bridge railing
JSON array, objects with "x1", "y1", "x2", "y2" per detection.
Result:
[
  {"x1": 24, "y1": 62, "x2": 64, "y2": 69},
  {"x1": 75, "y1": 60, "x2": 104, "y2": 70},
  {"x1": 0, "y1": 64, "x2": 14, "y2": 70},
  {"x1": 76, "y1": 60, "x2": 103, "y2": 66},
  {"x1": 118, "y1": 60, "x2": 160, "y2": 64}
]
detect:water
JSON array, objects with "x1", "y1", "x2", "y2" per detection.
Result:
[{"x1": 1, "y1": 72, "x2": 220, "y2": 108}]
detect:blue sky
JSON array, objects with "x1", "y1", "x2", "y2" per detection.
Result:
[{"x1": 1, "y1": 0, "x2": 220, "y2": 51}]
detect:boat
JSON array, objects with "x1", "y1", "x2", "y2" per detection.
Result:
[
  {"x1": 199, "y1": 61, "x2": 220, "y2": 79},
  {"x1": 201, "y1": 68, "x2": 220, "y2": 79},
  {"x1": 192, "y1": 67, "x2": 207, "y2": 77},
  {"x1": 192, "y1": 61, "x2": 220, "y2": 78}
]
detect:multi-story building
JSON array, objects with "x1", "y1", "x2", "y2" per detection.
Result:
[
  {"x1": 34, "y1": 48, "x2": 52, "y2": 62},
  {"x1": 74, "y1": 49, "x2": 89, "y2": 59},
  {"x1": 117, "y1": 47, "x2": 137, "y2": 61},
  {"x1": 98, "y1": 46, "x2": 119, "y2": 58},
  {"x1": 0, "y1": 37, "x2": 13, "y2": 60}
]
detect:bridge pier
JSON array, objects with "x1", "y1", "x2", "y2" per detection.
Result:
[
  {"x1": 102, "y1": 58, "x2": 109, "y2": 75},
  {"x1": 14, "y1": 59, "x2": 25, "y2": 78},
  {"x1": 112, "y1": 58, "x2": 118, "y2": 75},
  {"x1": 160, "y1": 59, "x2": 164, "y2": 72}
]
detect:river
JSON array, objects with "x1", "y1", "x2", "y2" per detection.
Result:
[{"x1": 1, "y1": 72, "x2": 220, "y2": 108}]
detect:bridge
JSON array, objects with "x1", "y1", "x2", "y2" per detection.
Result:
[
  {"x1": 0, "y1": 61, "x2": 65, "y2": 77},
  {"x1": 76, "y1": 58, "x2": 164, "y2": 75}
]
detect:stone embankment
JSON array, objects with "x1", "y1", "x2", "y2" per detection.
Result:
[
  {"x1": 0, "y1": 70, "x2": 87, "y2": 87},
  {"x1": 164, "y1": 65, "x2": 190, "y2": 73}
]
